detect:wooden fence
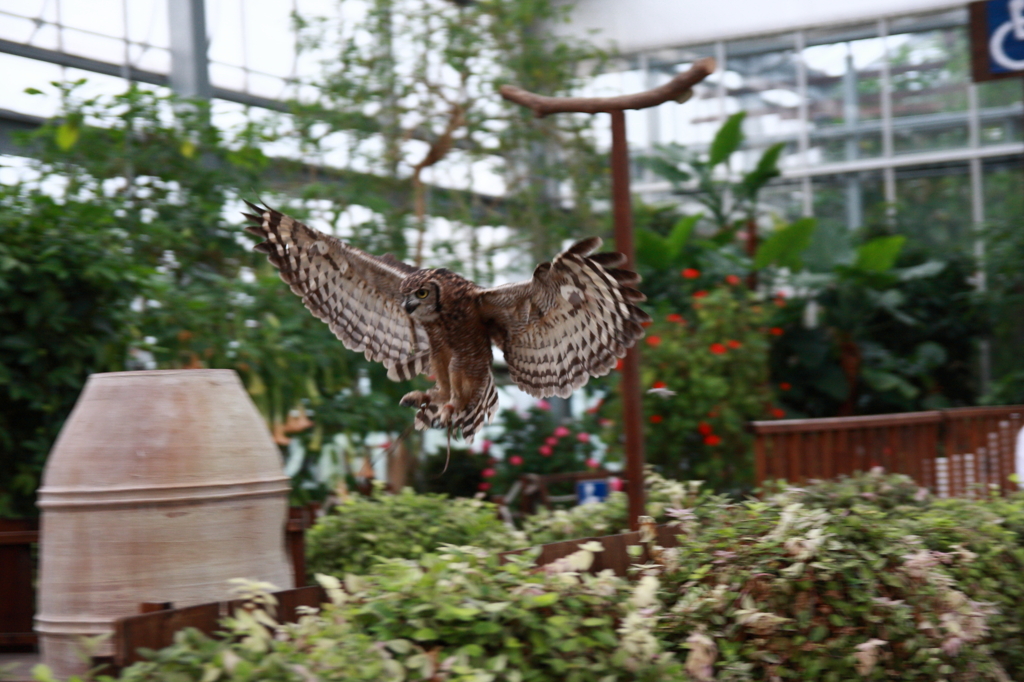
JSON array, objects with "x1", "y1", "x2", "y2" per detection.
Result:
[
  {"x1": 751, "y1": 405, "x2": 1024, "y2": 496},
  {"x1": 104, "y1": 523, "x2": 679, "y2": 674}
]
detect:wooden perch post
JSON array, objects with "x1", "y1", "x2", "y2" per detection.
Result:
[{"x1": 501, "y1": 58, "x2": 716, "y2": 531}]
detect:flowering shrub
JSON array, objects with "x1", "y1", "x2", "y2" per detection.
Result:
[
  {"x1": 306, "y1": 485, "x2": 524, "y2": 578},
  {"x1": 632, "y1": 285, "x2": 776, "y2": 492},
  {"x1": 112, "y1": 547, "x2": 684, "y2": 682},
  {"x1": 486, "y1": 404, "x2": 601, "y2": 498}
]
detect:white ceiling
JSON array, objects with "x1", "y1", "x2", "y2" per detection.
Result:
[{"x1": 557, "y1": 0, "x2": 967, "y2": 53}]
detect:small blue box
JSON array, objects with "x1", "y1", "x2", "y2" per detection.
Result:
[{"x1": 576, "y1": 479, "x2": 610, "y2": 505}]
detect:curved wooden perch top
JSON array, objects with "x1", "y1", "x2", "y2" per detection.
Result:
[{"x1": 499, "y1": 57, "x2": 716, "y2": 118}]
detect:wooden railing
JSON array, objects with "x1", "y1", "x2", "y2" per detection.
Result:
[
  {"x1": 0, "y1": 518, "x2": 39, "y2": 650},
  {"x1": 751, "y1": 405, "x2": 1024, "y2": 496}
]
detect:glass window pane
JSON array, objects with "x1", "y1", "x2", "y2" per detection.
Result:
[
  {"x1": 724, "y1": 38, "x2": 800, "y2": 162},
  {"x1": 978, "y1": 79, "x2": 1024, "y2": 146},
  {"x1": 887, "y1": 25, "x2": 970, "y2": 155},
  {"x1": 804, "y1": 27, "x2": 886, "y2": 164}
]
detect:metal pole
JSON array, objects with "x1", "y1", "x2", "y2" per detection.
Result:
[
  {"x1": 168, "y1": 0, "x2": 211, "y2": 99},
  {"x1": 610, "y1": 110, "x2": 646, "y2": 531}
]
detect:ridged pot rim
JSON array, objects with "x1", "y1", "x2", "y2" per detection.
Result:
[{"x1": 37, "y1": 477, "x2": 290, "y2": 509}]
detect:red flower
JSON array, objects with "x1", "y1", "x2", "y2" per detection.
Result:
[
  {"x1": 697, "y1": 421, "x2": 713, "y2": 436},
  {"x1": 585, "y1": 458, "x2": 599, "y2": 469},
  {"x1": 652, "y1": 381, "x2": 667, "y2": 389},
  {"x1": 646, "y1": 336, "x2": 662, "y2": 347},
  {"x1": 771, "y1": 408, "x2": 786, "y2": 419},
  {"x1": 769, "y1": 327, "x2": 784, "y2": 336},
  {"x1": 615, "y1": 358, "x2": 624, "y2": 371},
  {"x1": 641, "y1": 320, "x2": 652, "y2": 328},
  {"x1": 481, "y1": 468, "x2": 496, "y2": 478},
  {"x1": 779, "y1": 382, "x2": 791, "y2": 391},
  {"x1": 725, "y1": 274, "x2": 741, "y2": 286},
  {"x1": 539, "y1": 445, "x2": 552, "y2": 456},
  {"x1": 693, "y1": 290, "x2": 708, "y2": 299},
  {"x1": 649, "y1": 415, "x2": 663, "y2": 424},
  {"x1": 727, "y1": 339, "x2": 742, "y2": 349},
  {"x1": 703, "y1": 434, "x2": 722, "y2": 446},
  {"x1": 666, "y1": 313, "x2": 685, "y2": 324},
  {"x1": 478, "y1": 482, "x2": 491, "y2": 491},
  {"x1": 709, "y1": 342, "x2": 726, "y2": 355},
  {"x1": 681, "y1": 268, "x2": 700, "y2": 279},
  {"x1": 509, "y1": 455, "x2": 523, "y2": 466}
]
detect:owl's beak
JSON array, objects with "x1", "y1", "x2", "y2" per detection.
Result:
[{"x1": 404, "y1": 299, "x2": 419, "y2": 314}]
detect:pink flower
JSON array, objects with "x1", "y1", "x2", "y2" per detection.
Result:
[
  {"x1": 585, "y1": 458, "x2": 599, "y2": 469},
  {"x1": 610, "y1": 477, "x2": 624, "y2": 492},
  {"x1": 509, "y1": 455, "x2": 523, "y2": 466},
  {"x1": 553, "y1": 426, "x2": 571, "y2": 438},
  {"x1": 545, "y1": 436, "x2": 558, "y2": 446},
  {"x1": 576, "y1": 432, "x2": 590, "y2": 443},
  {"x1": 725, "y1": 274, "x2": 741, "y2": 286},
  {"x1": 481, "y1": 440, "x2": 492, "y2": 453},
  {"x1": 536, "y1": 400, "x2": 551, "y2": 411},
  {"x1": 481, "y1": 468, "x2": 495, "y2": 478},
  {"x1": 478, "y1": 482, "x2": 491, "y2": 491},
  {"x1": 600, "y1": 418, "x2": 614, "y2": 427},
  {"x1": 539, "y1": 445, "x2": 552, "y2": 456}
]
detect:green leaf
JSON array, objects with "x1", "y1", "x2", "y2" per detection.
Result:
[
  {"x1": 708, "y1": 112, "x2": 746, "y2": 167},
  {"x1": 853, "y1": 236, "x2": 905, "y2": 273},
  {"x1": 753, "y1": 217, "x2": 817, "y2": 270},
  {"x1": 527, "y1": 592, "x2": 559, "y2": 607},
  {"x1": 740, "y1": 142, "x2": 784, "y2": 198},
  {"x1": 635, "y1": 229, "x2": 670, "y2": 270},
  {"x1": 666, "y1": 213, "x2": 701, "y2": 258},
  {"x1": 55, "y1": 123, "x2": 79, "y2": 151},
  {"x1": 24, "y1": 87, "x2": 43, "y2": 95}
]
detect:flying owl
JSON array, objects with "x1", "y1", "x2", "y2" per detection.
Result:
[{"x1": 242, "y1": 201, "x2": 650, "y2": 442}]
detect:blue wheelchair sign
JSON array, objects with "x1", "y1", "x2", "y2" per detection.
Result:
[
  {"x1": 987, "y1": 0, "x2": 1024, "y2": 73},
  {"x1": 576, "y1": 479, "x2": 610, "y2": 505}
]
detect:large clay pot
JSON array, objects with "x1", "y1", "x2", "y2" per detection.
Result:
[{"x1": 36, "y1": 370, "x2": 292, "y2": 679}]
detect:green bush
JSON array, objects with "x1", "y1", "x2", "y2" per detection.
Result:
[
  {"x1": 42, "y1": 471, "x2": 1024, "y2": 682},
  {"x1": 305, "y1": 485, "x2": 525, "y2": 577},
  {"x1": 110, "y1": 549, "x2": 684, "y2": 682}
]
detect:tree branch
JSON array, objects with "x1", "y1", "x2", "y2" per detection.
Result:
[{"x1": 498, "y1": 57, "x2": 716, "y2": 117}]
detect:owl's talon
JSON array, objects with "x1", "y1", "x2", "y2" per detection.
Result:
[
  {"x1": 437, "y1": 403, "x2": 456, "y2": 427},
  {"x1": 400, "y1": 391, "x2": 431, "y2": 408}
]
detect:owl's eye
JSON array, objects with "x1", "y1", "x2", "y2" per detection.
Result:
[{"x1": 415, "y1": 288, "x2": 429, "y2": 299}]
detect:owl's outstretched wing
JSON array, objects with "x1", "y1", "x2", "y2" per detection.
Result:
[
  {"x1": 243, "y1": 202, "x2": 432, "y2": 381},
  {"x1": 477, "y1": 238, "x2": 650, "y2": 399}
]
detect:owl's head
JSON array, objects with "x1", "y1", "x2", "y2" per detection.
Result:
[{"x1": 400, "y1": 273, "x2": 443, "y2": 321}]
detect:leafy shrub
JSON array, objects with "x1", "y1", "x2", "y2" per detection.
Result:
[
  {"x1": 523, "y1": 469, "x2": 704, "y2": 545},
  {"x1": 112, "y1": 548, "x2": 684, "y2": 682},
  {"x1": 305, "y1": 485, "x2": 525, "y2": 577}
]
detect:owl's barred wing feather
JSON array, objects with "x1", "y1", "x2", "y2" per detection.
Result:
[
  {"x1": 478, "y1": 237, "x2": 650, "y2": 399},
  {"x1": 242, "y1": 201, "x2": 432, "y2": 381}
]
